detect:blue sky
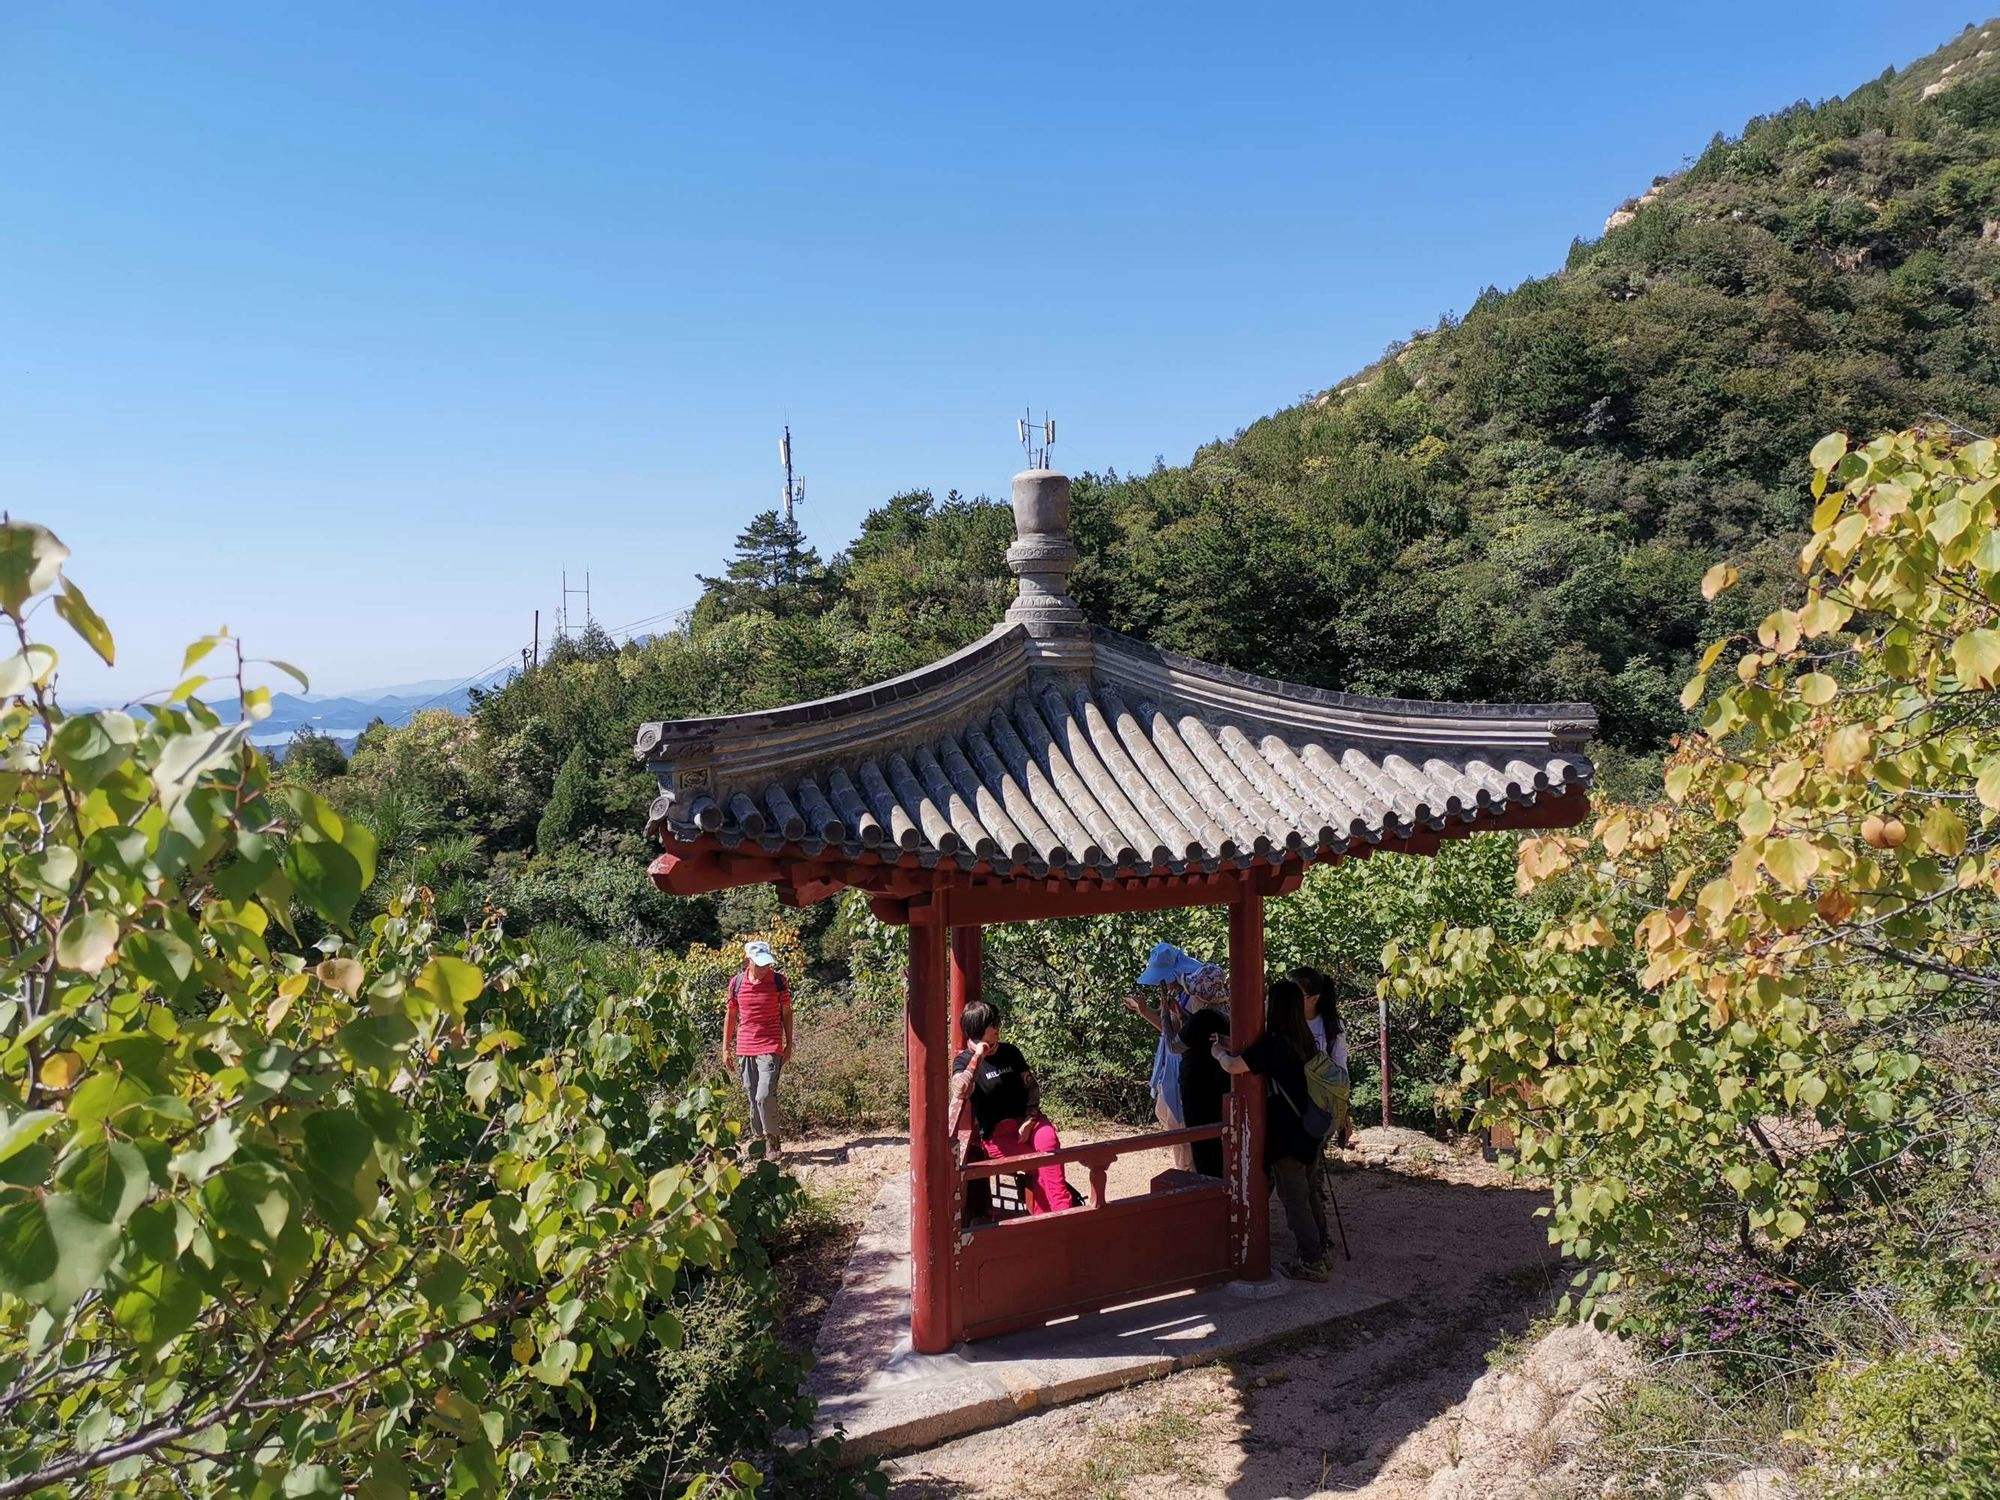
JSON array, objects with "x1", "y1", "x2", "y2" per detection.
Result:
[{"x1": 4, "y1": 2, "x2": 1976, "y2": 701}]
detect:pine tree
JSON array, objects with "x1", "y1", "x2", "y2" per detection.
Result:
[
  {"x1": 695, "y1": 509, "x2": 830, "y2": 621},
  {"x1": 535, "y1": 741, "x2": 601, "y2": 855}
]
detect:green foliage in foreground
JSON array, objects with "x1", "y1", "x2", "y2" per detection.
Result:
[
  {"x1": 0, "y1": 528, "x2": 791, "y2": 1497},
  {"x1": 1387, "y1": 425, "x2": 2000, "y2": 1489}
]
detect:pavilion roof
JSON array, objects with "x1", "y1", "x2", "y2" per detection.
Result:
[{"x1": 635, "y1": 470, "x2": 1594, "y2": 904}]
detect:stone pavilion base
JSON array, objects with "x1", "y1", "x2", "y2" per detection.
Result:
[{"x1": 807, "y1": 1157, "x2": 1556, "y2": 1458}]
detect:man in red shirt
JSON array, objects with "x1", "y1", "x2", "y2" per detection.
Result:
[{"x1": 721, "y1": 939, "x2": 793, "y2": 1158}]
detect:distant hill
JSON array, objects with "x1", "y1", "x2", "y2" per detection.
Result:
[
  {"x1": 303, "y1": 671, "x2": 513, "y2": 704},
  {"x1": 242, "y1": 670, "x2": 514, "y2": 749},
  {"x1": 1053, "y1": 19, "x2": 2000, "y2": 793}
]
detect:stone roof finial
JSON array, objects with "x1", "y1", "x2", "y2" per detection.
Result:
[{"x1": 1005, "y1": 469, "x2": 1087, "y2": 644}]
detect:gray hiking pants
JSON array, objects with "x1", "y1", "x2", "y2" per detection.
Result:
[
  {"x1": 1270, "y1": 1154, "x2": 1328, "y2": 1265},
  {"x1": 738, "y1": 1053, "x2": 783, "y2": 1146}
]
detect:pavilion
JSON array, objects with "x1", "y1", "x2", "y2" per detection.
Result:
[{"x1": 636, "y1": 466, "x2": 1594, "y2": 1355}]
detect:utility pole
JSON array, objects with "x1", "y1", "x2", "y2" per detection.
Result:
[{"x1": 531, "y1": 609, "x2": 539, "y2": 669}]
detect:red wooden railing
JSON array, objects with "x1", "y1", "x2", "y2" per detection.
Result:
[
  {"x1": 953, "y1": 1122, "x2": 1233, "y2": 1340},
  {"x1": 958, "y1": 1122, "x2": 1224, "y2": 1208}
]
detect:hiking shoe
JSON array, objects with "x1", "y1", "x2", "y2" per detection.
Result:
[{"x1": 1283, "y1": 1258, "x2": 1332, "y2": 1283}]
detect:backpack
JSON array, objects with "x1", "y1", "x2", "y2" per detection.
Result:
[
  {"x1": 1275, "y1": 1048, "x2": 1350, "y2": 1145},
  {"x1": 1306, "y1": 1050, "x2": 1352, "y2": 1140}
]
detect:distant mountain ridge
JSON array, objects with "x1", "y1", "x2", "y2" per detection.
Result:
[
  {"x1": 241, "y1": 669, "x2": 515, "y2": 748},
  {"x1": 298, "y1": 670, "x2": 514, "y2": 704}
]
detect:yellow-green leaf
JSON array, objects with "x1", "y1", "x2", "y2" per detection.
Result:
[
  {"x1": 181, "y1": 633, "x2": 227, "y2": 675},
  {"x1": 413, "y1": 956, "x2": 484, "y2": 1017},
  {"x1": 1809, "y1": 433, "x2": 1848, "y2": 472},
  {"x1": 1701, "y1": 562, "x2": 1738, "y2": 601},
  {"x1": 56, "y1": 910, "x2": 118, "y2": 975},
  {"x1": 53, "y1": 580, "x2": 114, "y2": 667},
  {"x1": 315, "y1": 957, "x2": 364, "y2": 998},
  {"x1": 1798, "y1": 595, "x2": 1848, "y2": 638},
  {"x1": 1929, "y1": 495, "x2": 1972, "y2": 545},
  {"x1": 1952, "y1": 629, "x2": 2000, "y2": 689},
  {"x1": 1977, "y1": 760, "x2": 2000, "y2": 812},
  {"x1": 1764, "y1": 837, "x2": 1820, "y2": 892},
  {"x1": 1796, "y1": 672, "x2": 1836, "y2": 706},
  {"x1": 1825, "y1": 725, "x2": 1872, "y2": 774},
  {"x1": 0, "y1": 523, "x2": 71, "y2": 615},
  {"x1": 1737, "y1": 796, "x2": 1775, "y2": 839},
  {"x1": 1921, "y1": 804, "x2": 1967, "y2": 857}
]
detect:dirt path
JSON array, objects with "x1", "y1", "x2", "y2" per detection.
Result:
[
  {"x1": 882, "y1": 1262, "x2": 1568, "y2": 1498},
  {"x1": 781, "y1": 1127, "x2": 1614, "y2": 1498}
]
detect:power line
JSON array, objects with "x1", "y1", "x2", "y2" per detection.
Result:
[{"x1": 372, "y1": 647, "x2": 525, "y2": 728}]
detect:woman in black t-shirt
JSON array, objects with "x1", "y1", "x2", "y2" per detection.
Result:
[
  {"x1": 951, "y1": 1001, "x2": 1078, "y2": 1217},
  {"x1": 1211, "y1": 978, "x2": 1332, "y2": 1279}
]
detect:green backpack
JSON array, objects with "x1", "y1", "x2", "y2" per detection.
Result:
[{"x1": 1302, "y1": 1051, "x2": 1351, "y2": 1141}]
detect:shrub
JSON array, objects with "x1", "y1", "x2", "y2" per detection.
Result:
[
  {"x1": 782, "y1": 1003, "x2": 906, "y2": 1136},
  {"x1": 0, "y1": 524, "x2": 762, "y2": 1495},
  {"x1": 556, "y1": 1164, "x2": 885, "y2": 1499},
  {"x1": 1808, "y1": 1335, "x2": 2000, "y2": 1497}
]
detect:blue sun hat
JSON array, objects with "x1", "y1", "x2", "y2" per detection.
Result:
[{"x1": 1136, "y1": 941, "x2": 1206, "y2": 987}]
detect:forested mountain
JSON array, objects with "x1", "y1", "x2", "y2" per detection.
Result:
[
  {"x1": 1067, "y1": 20, "x2": 2000, "y2": 782},
  {"x1": 299, "y1": 20, "x2": 2000, "y2": 940}
]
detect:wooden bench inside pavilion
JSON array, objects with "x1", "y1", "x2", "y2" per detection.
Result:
[{"x1": 636, "y1": 465, "x2": 1594, "y2": 1358}]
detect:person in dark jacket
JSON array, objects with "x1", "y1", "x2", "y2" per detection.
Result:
[
  {"x1": 1174, "y1": 990, "x2": 1231, "y2": 1178},
  {"x1": 1211, "y1": 978, "x2": 1331, "y2": 1280}
]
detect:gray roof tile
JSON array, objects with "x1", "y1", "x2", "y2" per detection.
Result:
[{"x1": 635, "y1": 624, "x2": 1595, "y2": 879}]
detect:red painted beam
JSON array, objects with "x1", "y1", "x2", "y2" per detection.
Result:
[
  {"x1": 958, "y1": 1122, "x2": 1225, "y2": 1179},
  {"x1": 650, "y1": 786, "x2": 1592, "y2": 902},
  {"x1": 946, "y1": 874, "x2": 1245, "y2": 925},
  {"x1": 949, "y1": 924, "x2": 981, "y2": 1053}
]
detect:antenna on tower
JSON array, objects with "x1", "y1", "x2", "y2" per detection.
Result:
[
  {"x1": 779, "y1": 425, "x2": 805, "y2": 525},
  {"x1": 1017, "y1": 408, "x2": 1057, "y2": 470}
]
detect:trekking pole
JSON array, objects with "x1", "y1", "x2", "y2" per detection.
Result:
[{"x1": 1328, "y1": 1176, "x2": 1351, "y2": 1261}]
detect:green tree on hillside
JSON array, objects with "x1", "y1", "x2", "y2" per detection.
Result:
[
  {"x1": 537, "y1": 740, "x2": 604, "y2": 855},
  {"x1": 695, "y1": 510, "x2": 830, "y2": 623}
]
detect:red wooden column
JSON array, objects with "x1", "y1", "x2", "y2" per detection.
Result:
[
  {"x1": 1227, "y1": 878, "x2": 1271, "y2": 1280},
  {"x1": 949, "y1": 924, "x2": 982, "y2": 1053},
  {"x1": 907, "y1": 897, "x2": 958, "y2": 1353}
]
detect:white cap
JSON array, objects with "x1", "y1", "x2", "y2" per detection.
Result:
[{"x1": 743, "y1": 940, "x2": 776, "y2": 968}]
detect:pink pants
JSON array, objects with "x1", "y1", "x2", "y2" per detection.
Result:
[{"x1": 986, "y1": 1116, "x2": 1079, "y2": 1213}]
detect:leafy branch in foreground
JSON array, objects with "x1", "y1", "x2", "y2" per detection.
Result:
[
  {"x1": 1387, "y1": 425, "x2": 2000, "y2": 1296},
  {"x1": 0, "y1": 524, "x2": 750, "y2": 1497}
]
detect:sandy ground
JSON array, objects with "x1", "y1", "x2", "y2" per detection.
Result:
[{"x1": 779, "y1": 1126, "x2": 1603, "y2": 1499}]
